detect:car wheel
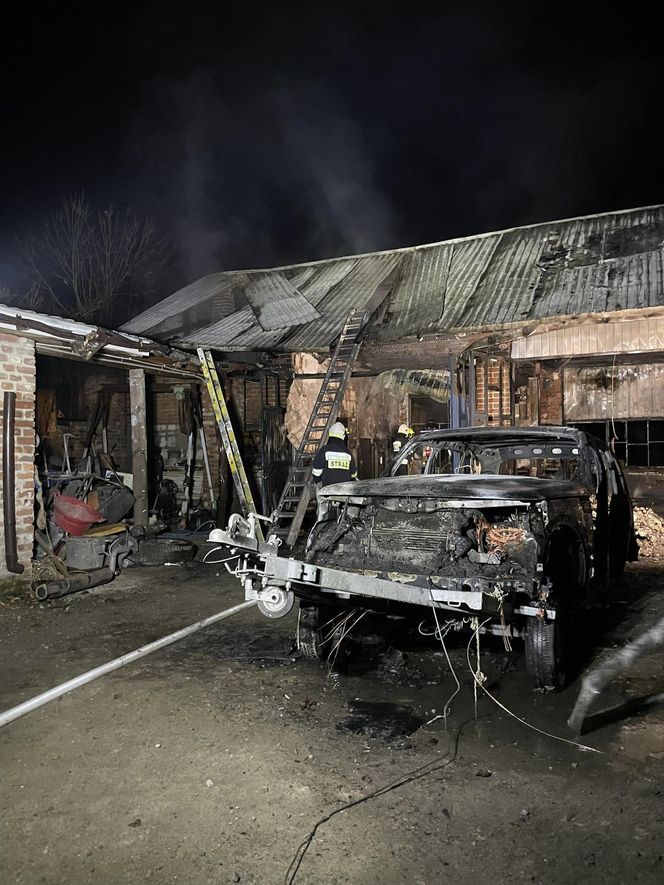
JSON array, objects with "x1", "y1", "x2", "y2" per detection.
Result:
[
  {"x1": 131, "y1": 538, "x2": 196, "y2": 566},
  {"x1": 608, "y1": 500, "x2": 630, "y2": 578},
  {"x1": 296, "y1": 603, "x2": 344, "y2": 660},
  {"x1": 524, "y1": 616, "x2": 567, "y2": 691}
]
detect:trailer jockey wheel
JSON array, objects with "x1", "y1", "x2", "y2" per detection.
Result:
[{"x1": 257, "y1": 585, "x2": 295, "y2": 619}]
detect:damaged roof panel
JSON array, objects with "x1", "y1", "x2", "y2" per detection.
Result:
[
  {"x1": 435, "y1": 234, "x2": 503, "y2": 330},
  {"x1": 378, "y1": 244, "x2": 454, "y2": 339},
  {"x1": 221, "y1": 325, "x2": 290, "y2": 350},
  {"x1": 292, "y1": 258, "x2": 358, "y2": 307},
  {"x1": 467, "y1": 226, "x2": 551, "y2": 326},
  {"x1": 123, "y1": 273, "x2": 240, "y2": 337},
  {"x1": 243, "y1": 271, "x2": 322, "y2": 330},
  {"x1": 179, "y1": 305, "x2": 256, "y2": 348},
  {"x1": 283, "y1": 254, "x2": 403, "y2": 351},
  {"x1": 122, "y1": 204, "x2": 664, "y2": 352}
]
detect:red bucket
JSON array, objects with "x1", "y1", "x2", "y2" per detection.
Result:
[{"x1": 53, "y1": 495, "x2": 104, "y2": 536}]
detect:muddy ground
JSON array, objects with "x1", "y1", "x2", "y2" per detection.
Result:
[{"x1": 1, "y1": 553, "x2": 663, "y2": 884}]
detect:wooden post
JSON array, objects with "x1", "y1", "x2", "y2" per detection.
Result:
[{"x1": 129, "y1": 369, "x2": 149, "y2": 527}]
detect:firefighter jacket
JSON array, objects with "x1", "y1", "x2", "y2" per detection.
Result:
[
  {"x1": 312, "y1": 437, "x2": 358, "y2": 486},
  {"x1": 392, "y1": 432, "x2": 410, "y2": 475}
]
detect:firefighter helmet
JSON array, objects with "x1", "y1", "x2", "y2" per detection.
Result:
[
  {"x1": 329, "y1": 421, "x2": 347, "y2": 439},
  {"x1": 398, "y1": 423, "x2": 414, "y2": 437}
]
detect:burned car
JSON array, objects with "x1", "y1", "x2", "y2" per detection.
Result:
[
  {"x1": 213, "y1": 426, "x2": 637, "y2": 691},
  {"x1": 302, "y1": 426, "x2": 637, "y2": 689}
]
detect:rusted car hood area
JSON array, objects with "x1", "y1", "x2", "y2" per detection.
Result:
[{"x1": 319, "y1": 473, "x2": 588, "y2": 502}]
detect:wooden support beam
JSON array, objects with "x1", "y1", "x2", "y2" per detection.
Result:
[{"x1": 129, "y1": 368, "x2": 149, "y2": 527}]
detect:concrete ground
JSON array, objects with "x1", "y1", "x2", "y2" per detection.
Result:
[{"x1": 1, "y1": 553, "x2": 663, "y2": 884}]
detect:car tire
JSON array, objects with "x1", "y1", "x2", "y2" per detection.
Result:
[
  {"x1": 524, "y1": 616, "x2": 567, "y2": 691},
  {"x1": 296, "y1": 602, "x2": 344, "y2": 660},
  {"x1": 131, "y1": 538, "x2": 196, "y2": 566},
  {"x1": 608, "y1": 501, "x2": 630, "y2": 578}
]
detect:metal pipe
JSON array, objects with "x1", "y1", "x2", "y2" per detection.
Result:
[
  {"x1": 0, "y1": 599, "x2": 256, "y2": 729},
  {"x1": 2, "y1": 391, "x2": 25, "y2": 574},
  {"x1": 34, "y1": 567, "x2": 115, "y2": 601}
]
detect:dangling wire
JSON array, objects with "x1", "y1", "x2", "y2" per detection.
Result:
[
  {"x1": 466, "y1": 617, "x2": 602, "y2": 754},
  {"x1": 427, "y1": 590, "x2": 461, "y2": 728},
  {"x1": 326, "y1": 610, "x2": 367, "y2": 676}
]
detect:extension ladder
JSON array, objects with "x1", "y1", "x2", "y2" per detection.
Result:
[
  {"x1": 274, "y1": 308, "x2": 371, "y2": 547},
  {"x1": 197, "y1": 349, "x2": 264, "y2": 544}
]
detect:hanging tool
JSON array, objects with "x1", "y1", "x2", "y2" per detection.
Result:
[
  {"x1": 62, "y1": 433, "x2": 73, "y2": 474},
  {"x1": 191, "y1": 387, "x2": 215, "y2": 508},
  {"x1": 175, "y1": 386, "x2": 196, "y2": 520},
  {"x1": 197, "y1": 349, "x2": 264, "y2": 543},
  {"x1": 81, "y1": 391, "x2": 112, "y2": 470}
]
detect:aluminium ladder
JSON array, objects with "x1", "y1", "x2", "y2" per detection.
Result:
[
  {"x1": 274, "y1": 308, "x2": 371, "y2": 547},
  {"x1": 197, "y1": 348, "x2": 265, "y2": 544}
]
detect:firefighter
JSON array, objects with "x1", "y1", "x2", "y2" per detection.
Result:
[
  {"x1": 392, "y1": 423, "x2": 414, "y2": 475},
  {"x1": 311, "y1": 422, "x2": 358, "y2": 519}
]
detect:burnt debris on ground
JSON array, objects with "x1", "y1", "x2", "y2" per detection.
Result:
[{"x1": 633, "y1": 506, "x2": 664, "y2": 559}]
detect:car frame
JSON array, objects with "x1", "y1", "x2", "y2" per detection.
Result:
[
  {"x1": 299, "y1": 426, "x2": 637, "y2": 689},
  {"x1": 212, "y1": 426, "x2": 637, "y2": 691}
]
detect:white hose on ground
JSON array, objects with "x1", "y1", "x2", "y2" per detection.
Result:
[{"x1": 0, "y1": 599, "x2": 257, "y2": 729}]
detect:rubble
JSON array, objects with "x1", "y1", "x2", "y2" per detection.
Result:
[{"x1": 633, "y1": 507, "x2": 664, "y2": 559}]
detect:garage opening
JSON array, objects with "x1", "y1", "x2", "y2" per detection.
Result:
[{"x1": 408, "y1": 394, "x2": 449, "y2": 433}]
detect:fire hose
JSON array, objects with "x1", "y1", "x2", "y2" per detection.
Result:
[{"x1": 0, "y1": 599, "x2": 256, "y2": 729}]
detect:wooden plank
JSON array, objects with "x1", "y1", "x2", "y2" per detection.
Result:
[{"x1": 128, "y1": 369, "x2": 149, "y2": 527}]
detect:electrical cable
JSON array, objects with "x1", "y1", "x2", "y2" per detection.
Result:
[
  {"x1": 427, "y1": 590, "x2": 461, "y2": 726},
  {"x1": 326, "y1": 610, "x2": 368, "y2": 675},
  {"x1": 202, "y1": 546, "x2": 239, "y2": 565},
  {"x1": 284, "y1": 724, "x2": 467, "y2": 885},
  {"x1": 465, "y1": 618, "x2": 602, "y2": 754},
  {"x1": 610, "y1": 352, "x2": 618, "y2": 447},
  {"x1": 285, "y1": 614, "x2": 602, "y2": 884}
]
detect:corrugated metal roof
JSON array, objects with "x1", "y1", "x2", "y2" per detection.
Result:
[
  {"x1": 380, "y1": 245, "x2": 453, "y2": 337},
  {"x1": 283, "y1": 254, "x2": 401, "y2": 351},
  {"x1": 296, "y1": 258, "x2": 358, "y2": 307},
  {"x1": 244, "y1": 271, "x2": 321, "y2": 330},
  {"x1": 124, "y1": 273, "x2": 242, "y2": 337},
  {"x1": 180, "y1": 306, "x2": 256, "y2": 347},
  {"x1": 122, "y1": 204, "x2": 664, "y2": 352},
  {"x1": 0, "y1": 303, "x2": 197, "y2": 376},
  {"x1": 0, "y1": 303, "x2": 149, "y2": 354}
]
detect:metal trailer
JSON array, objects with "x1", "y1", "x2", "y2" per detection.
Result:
[{"x1": 209, "y1": 513, "x2": 556, "y2": 635}]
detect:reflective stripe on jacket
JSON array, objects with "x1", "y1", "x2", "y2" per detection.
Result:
[{"x1": 312, "y1": 438, "x2": 357, "y2": 486}]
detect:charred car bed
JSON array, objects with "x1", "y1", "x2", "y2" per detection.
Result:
[{"x1": 213, "y1": 427, "x2": 637, "y2": 691}]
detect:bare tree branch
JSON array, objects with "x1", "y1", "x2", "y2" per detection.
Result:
[{"x1": 2, "y1": 193, "x2": 169, "y2": 324}]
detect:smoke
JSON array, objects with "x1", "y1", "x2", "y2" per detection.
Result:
[
  {"x1": 121, "y1": 6, "x2": 662, "y2": 283},
  {"x1": 126, "y1": 68, "x2": 397, "y2": 280},
  {"x1": 273, "y1": 86, "x2": 396, "y2": 256},
  {"x1": 127, "y1": 71, "x2": 237, "y2": 280}
]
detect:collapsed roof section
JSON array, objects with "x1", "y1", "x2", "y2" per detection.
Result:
[
  {"x1": 122, "y1": 204, "x2": 664, "y2": 353},
  {"x1": 0, "y1": 304, "x2": 197, "y2": 377}
]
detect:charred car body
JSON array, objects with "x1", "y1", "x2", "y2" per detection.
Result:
[{"x1": 213, "y1": 427, "x2": 637, "y2": 690}]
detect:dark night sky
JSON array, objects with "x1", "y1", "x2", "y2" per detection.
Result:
[{"x1": 2, "y1": 2, "x2": 663, "y2": 290}]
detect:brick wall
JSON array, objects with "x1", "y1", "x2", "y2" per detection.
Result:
[
  {"x1": 539, "y1": 367, "x2": 563, "y2": 425},
  {"x1": 0, "y1": 333, "x2": 36, "y2": 577},
  {"x1": 474, "y1": 358, "x2": 511, "y2": 425}
]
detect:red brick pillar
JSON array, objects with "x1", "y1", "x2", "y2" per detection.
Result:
[{"x1": 0, "y1": 333, "x2": 36, "y2": 577}]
